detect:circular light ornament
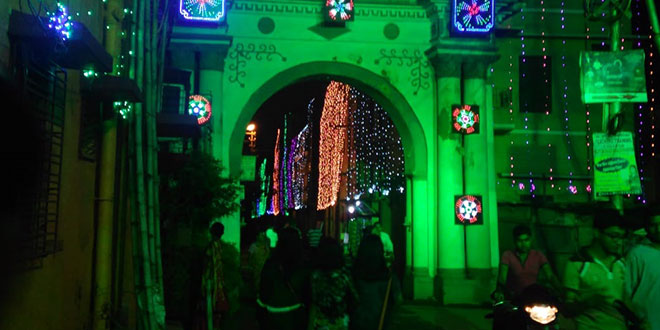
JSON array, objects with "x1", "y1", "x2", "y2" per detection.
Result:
[
  {"x1": 188, "y1": 95, "x2": 212, "y2": 125},
  {"x1": 452, "y1": 104, "x2": 480, "y2": 134},
  {"x1": 455, "y1": 195, "x2": 483, "y2": 224},
  {"x1": 525, "y1": 304, "x2": 558, "y2": 325},
  {"x1": 325, "y1": 0, "x2": 354, "y2": 22}
]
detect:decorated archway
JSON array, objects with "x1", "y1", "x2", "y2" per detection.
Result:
[{"x1": 227, "y1": 61, "x2": 428, "y2": 180}]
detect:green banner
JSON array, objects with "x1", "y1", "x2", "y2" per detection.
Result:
[
  {"x1": 593, "y1": 132, "x2": 642, "y2": 196},
  {"x1": 580, "y1": 50, "x2": 648, "y2": 104}
]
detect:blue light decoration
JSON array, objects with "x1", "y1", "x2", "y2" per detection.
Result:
[
  {"x1": 324, "y1": 0, "x2": 354, "y2": 22},
  {"x1": 48, "y1": 2, "x2": 73, "y2": 41},
  {"x1": 180, "y1": 0, "x2": 226, "y2": 22},
  {"x1": 452, "y1": 0, "x2": 494, "y2": 33},
  {"x1": 187, "y1": 95, "x2": 212, "y2": 125}
]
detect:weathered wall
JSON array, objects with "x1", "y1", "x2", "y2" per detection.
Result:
[{"x1": 0, "y1": 1, "x2": 105, "y2": 328}]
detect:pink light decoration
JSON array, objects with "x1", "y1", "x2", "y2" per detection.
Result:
[{"x1": 271, "y1": 129, "x2": 281, "y2": 215}]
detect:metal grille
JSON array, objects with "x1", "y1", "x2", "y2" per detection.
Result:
[{"x1": 19, "y1": 60, "x2": 66, "y2": 266}]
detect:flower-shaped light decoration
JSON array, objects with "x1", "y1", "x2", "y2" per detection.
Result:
[
  {"x1": 452, "y1": 104, "x2": 480, "y2": 134},
  {"x1": 453, "y1": 0, "x2": 494, "y2": 33},
  {"x1": 48, "y1": 2, "x2": 73, "y2": 41},
  {"x1": 325, "y1": 0, "x2": 354, "y2": 22},
  {"x1": 180, "y1": 0, "x2": 226, "y2": 22},
  {"x1": 455, "y1": 195, "x2": 483, "y2": 224},
  {"x1": 188, "y1": 95, "x2": 212, "y2": 125}
]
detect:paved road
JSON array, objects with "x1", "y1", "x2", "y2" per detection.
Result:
[
  {"x1": 391, "y1": 303, "x2": 492, "y2": 330},
  {"x1": 166, "y1": 302, "x2": 493, "y2": 330}
]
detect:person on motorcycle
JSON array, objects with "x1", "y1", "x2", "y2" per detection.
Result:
[
  {"x1": 493, "y1": 225, "x2": 561, "y2": 301},
  {"x1": 563, "y1": 210, "x2": 627, "y2": 330}
]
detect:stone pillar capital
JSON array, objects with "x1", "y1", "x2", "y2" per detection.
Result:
[
  {"x1": 200, "y1": 50, "x2": 229, "y2": 72},
  {"x1": 426, "y1": 48, "x2": 462, "y2": 78},
  {"x1": 463, "y1": 55, "x2": 499, "y2": 79}
]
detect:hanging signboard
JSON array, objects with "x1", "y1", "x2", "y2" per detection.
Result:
[
  {"x1": 454, "y1": 195, "x2": 483, "y2": 225},
  {"x1": 580, "y1": 50, "x2": 648, "y2": 103},
  {"x1": 592, "y1": 132, "x2": 642, "y2": 196}
]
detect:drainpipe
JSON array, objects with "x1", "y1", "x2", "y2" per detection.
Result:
[{"x1": 93, "y1": 0, "x2": 123, "y2": 329}]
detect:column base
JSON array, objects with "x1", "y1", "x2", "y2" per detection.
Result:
[
  {"x1": 436, "y1": 268, "x2": 496, "y2": 305},
  {"x1": 409, "y1": 267, "x2": 435, "y2": 300}
]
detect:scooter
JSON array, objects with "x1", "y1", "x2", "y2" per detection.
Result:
[{"x1": 487, "y1": 284, "x2": 561, "y2": 330}]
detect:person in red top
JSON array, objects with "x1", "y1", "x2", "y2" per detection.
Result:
[{"x1": 493, "y1": 225, "x2": 561, "y2": 301}]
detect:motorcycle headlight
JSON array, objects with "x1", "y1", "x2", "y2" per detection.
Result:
[{"x1": 524, "y1": 304, "x2": 558, "y2": 325}]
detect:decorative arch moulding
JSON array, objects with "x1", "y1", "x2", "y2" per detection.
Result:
[{"x1": 230, "y1": 0, "x2": 430, "y2": 19}]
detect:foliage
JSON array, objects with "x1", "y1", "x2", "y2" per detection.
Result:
[{"x1": 161, "y1": 152, "x2": 240, "y2": 227}]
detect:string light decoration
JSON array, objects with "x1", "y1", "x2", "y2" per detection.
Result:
[
  {"x1": 346, "y1": 88, "x2": 405, "y2": 198},
  {"x1": 508, "y1": 46, "x2": 516, "y2": 188},
  {"x1": 538, "y1": 0, "x2": 555, "y2": 193},
  {"x1": 558, "y1": 0, "x2": 573, "y2": 192},
  {"x1": 257, "y1": 158, "x2": 268, "y2": 217},
  {"x1": 317, "y1": 81, "x2": 350, "y2": 210},
  {"x1": 292, "y1": 124, "x2": 311, "y2": 210},
  {"x1": 632, "y1": 0, "x2": 655, "y2": 204},
  {"x1": 48, "y1": 2, "x2": 73, "y2": 41},
  {"x1": 452, "y1": 104, "x2": 480, "y2": 134},
  {"x1": 187, "y1": 95, "x2": 212, "y2": 125},
  {"x1": 287, "y1": 136, "x2": 297, "y2": 210},
  {"x1": 271, "y1": 129, "x2": 281, "y2": 215},
  {"x1": 518, "y1": 6, "x2": 536, "y2": 197},
  {"x1": 584, "y1": 15, "x2": 594, "y2": 186},
  {"x1": 452, "y1": 0, "x2": 495, "y2": 33},
  {"x1": 454, "y1": 195, "x2": 483, "y2": 224},
  {"x1": 281, "y1": 114, "x2": 289, "y2": 215},
  {"x1": 180, "y1": 0, "x2": 226, "y2": 22},
  {"x1": 324, "y1": 0, "x2": 354, "y2": 22},
  {"x1": 113, "y1": 101, "x2": 132, "y2": 119}
]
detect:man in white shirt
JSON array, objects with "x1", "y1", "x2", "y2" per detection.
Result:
[
  {"x1": 626, "y1": 211, "x2": 660, "y2": 330},
  {"x1": 371, "y1": 221, "x2": 393, "y2": 267}
]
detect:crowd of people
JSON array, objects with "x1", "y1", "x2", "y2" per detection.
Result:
[
  {"x1": 198, "y1": 216, "x2": 402, "y2": 330},
  {"x1": 493, "y1": 208, "x2": 660, "y2": 330},
  {"x1": 194, "y1": 208, "x2": 660, "y2": 330},
  {"x1": 254, "y1": 220, "x2": 402, "y2": 330}
]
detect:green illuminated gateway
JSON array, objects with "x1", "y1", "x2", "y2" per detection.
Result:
[
  {"x1": 167, "y1": 0, "x2": 652, "y2": 303},
  {"x1": 168, "y1": 0, "x2": 501, "y2": 303}
]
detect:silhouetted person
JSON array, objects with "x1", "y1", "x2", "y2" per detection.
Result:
[
  {"x1": 258, "y1": 227, "x2": 309, "y2": 329},
  {"x1": 198, "y1": 222, "x2": 229, "y2": 330},
  {"x1": 309, "y1": 237, "x2": 357, "y2": 329},
  {"x1": 563, "y1": 210, "x2": 626, "y2": 330},
  {"x1": 350, "y1": 235, "x2": 401, "y2": 330},
  {"x1": 493, "y1": 225, "x2": 560, "y2": 301},
  {"x1": 625, "y1": 210, "x2": 660, "y2": 330}
]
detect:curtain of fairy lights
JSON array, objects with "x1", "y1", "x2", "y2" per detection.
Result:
[
  {"x1": 280, "y1": 114, "x2": 290, "y2": 215},
  {"x1": 317, "y1": 81, "x2": 351, "y2": 210},
  {"x1": 346, "y1": 88, "x2": 405, "y2": 199},
  {"x1": 257, "y1": 158, "x2": 269, "y2": 217},
  {"x1": 287, "y1": 135, "x2": 297, "y2": 210},
  {"x1": 292, "y1": 124, "x2": 311, "y2": 209},
  {"x1": 270, "y1": 128, "x2": 282, "y2": 215}
]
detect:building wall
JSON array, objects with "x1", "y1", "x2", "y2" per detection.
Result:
[{"x1": 0, "y1": 1, "x2": 106, "y2": 328}]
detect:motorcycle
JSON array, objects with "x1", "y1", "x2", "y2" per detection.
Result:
[{"x1": 487, "y1": 284, "x2": 561, "y2": 330}]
